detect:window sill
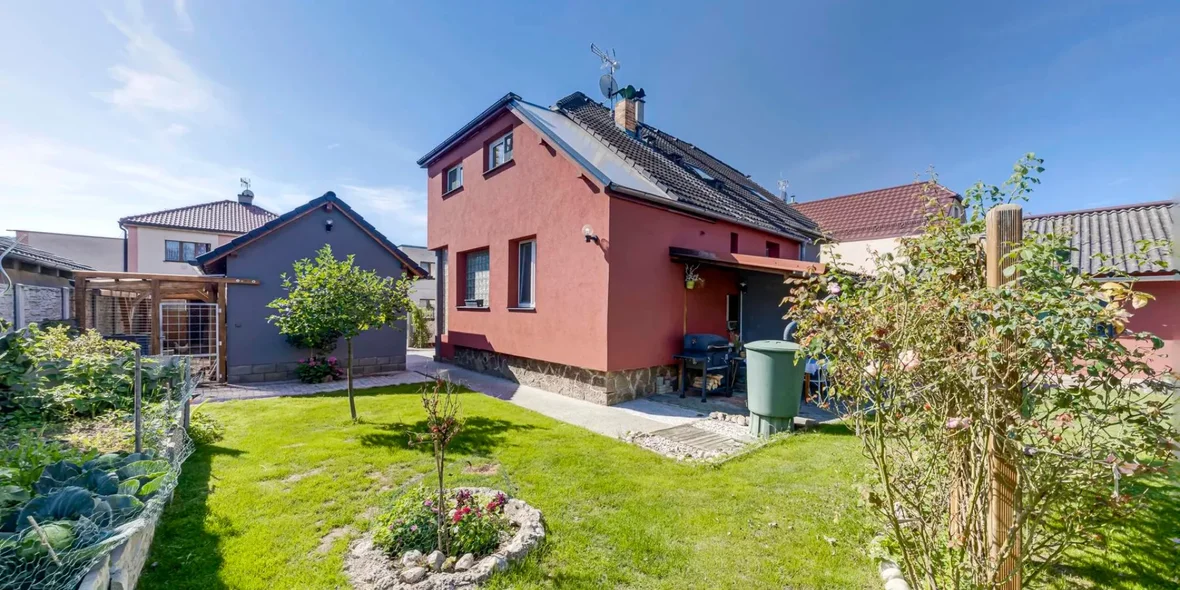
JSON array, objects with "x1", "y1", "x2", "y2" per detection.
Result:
[
  {"x1": 508, "y1": 307, "x2": 536, "y2": 313},
  {"x1": 483, "y1": 159, "x2": 515, "y2": 178},
  {"x1": 441, "y1": 186, "x2": 464, "y2": 199},
  {"x1": 456, "y1": 305, "x2": 490, "y2": 311}
]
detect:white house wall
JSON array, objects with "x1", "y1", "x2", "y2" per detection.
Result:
[
  {"x1": 821, "y1": 236, "x2": 908, "y2": 274},
  {"x1": 129, "y1": 226, "x2": 235, "y2": 275}
]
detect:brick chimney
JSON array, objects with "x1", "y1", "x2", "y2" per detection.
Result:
[{"x1": 613, "y1": 85, "x2": 646, "y2": 134}]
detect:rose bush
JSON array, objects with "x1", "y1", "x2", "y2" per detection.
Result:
[{"x1": 784, "y1": 156, "x2": 1176, "y2": 588}]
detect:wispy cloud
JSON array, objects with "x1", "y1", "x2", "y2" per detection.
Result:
[
  {"x1": 163, "y1": 123, "x2": 189, "y2": 136},
  {"x1": 339, "y1": 184, "x2": 428, "y2": 244},
  {"x1": 173, "y1": 0, "x2": 193, "y2": 32},
  {"x1": 93, "y1": 0, "x2": 227, "y2": 123},
  {"x1": 1107, "y1": 177, "x2": 1131, "y2": 187},
  {"x1": 326, "y1": 143, "x2": 340, "y2": 150},
  {"x1": 791, "y1": 149, "x2": 861, "y2": 175}
]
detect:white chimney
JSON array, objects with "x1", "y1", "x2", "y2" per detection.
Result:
[{"x1": 238, "y1": 189, "x2": 254, "y2": 206}]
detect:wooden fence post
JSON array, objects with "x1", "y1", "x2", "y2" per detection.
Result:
[
  {"x1": 985, "y1": 204, "x2": 1023, "y2": 589},
  {"x1": 133, "y1": 349, "x2": 143, "y2": 454}
]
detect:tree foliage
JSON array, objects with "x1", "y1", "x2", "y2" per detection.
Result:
[
  {"x1": 785, "y1": 156, "x2": 1177, "y2": 589},
  {"x1": 267, "y1": 244, "x2": 415, "y2": 420}
]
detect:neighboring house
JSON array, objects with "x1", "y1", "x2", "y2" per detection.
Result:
[
  {"x1": 10, "y1": 230, "x2": 123, "y2": 271},
  {"x1": 1, "y1": 236, "x2": 91, "y2": 329},
  {"x1": 399, "y1": 244, "x2": 438, "y2": 347},
  {"x1": 420, "y1": 90, "x2": 822, "y2": 405},
  {"x1": 793, "y1": 182, "x2": 962, "y2": 274},
  {"x1": 119, "y1": 189, "x2": 278, "y2": 275},
  {"x1": 398, "y1": 244, "x2": 438, "y2": 310},
  {"x1": 1025, "y1": 200, "x2": 1177, "y2": 373},
  {"x1": 192, "y1": 192, "x2": 428, "y2": 383}
]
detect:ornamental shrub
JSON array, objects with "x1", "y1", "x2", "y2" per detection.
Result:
[
  {"x1": 373, "y1": 486, "x2": 510, "y2": 558},
  {"x1": 784, "y1": 155, "x2": 1176, "y2": 588},
  {"x1": 293, "y1": 356, "x2": 343, "y2": 384}
]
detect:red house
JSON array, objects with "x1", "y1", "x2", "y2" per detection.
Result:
[{"x1": 419, "y1": 91, "x2": 823, "y2": 404}]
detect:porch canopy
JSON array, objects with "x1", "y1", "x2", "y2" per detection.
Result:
[
  {"x1": 669, "y1": 247, "x2": 826, "y2": 276},
  {"x1": 73, "y1": 271, "x2": 259, "y2": 380}
]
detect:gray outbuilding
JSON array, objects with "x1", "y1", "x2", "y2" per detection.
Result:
[{"x1": 193, "y1": 192, "x2": 428, "y2": 383}]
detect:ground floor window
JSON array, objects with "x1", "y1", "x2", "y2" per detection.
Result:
[
  {"x1": 463, "y1": 249, "x2": 489, "y2": 307},
  {"x1": 517, "y1": 239, "x2": 535, "y2": 308}
]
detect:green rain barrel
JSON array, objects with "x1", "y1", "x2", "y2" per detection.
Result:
[{"x1": 743, "y1": 340, "x2": 805, "y2": 437}]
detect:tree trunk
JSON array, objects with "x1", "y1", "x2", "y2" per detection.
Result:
[{"x1": 347, "y1": 338, "x2": 357, "y2": 422}]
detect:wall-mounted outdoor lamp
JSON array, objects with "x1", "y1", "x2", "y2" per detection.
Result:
[
  {"x1": 325, "y1": 218, "x2": 334, "y2": 232},
  {"x1": 582, "y1": 224, "x2": 600, "y2": 244},
  {"x1": 738, "y1": 280, "x2": 748, "y2": 293}
]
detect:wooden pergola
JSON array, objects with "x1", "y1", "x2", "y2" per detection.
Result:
[{"x1": 73, "y1": 271, "x2": 259, "y2": 379}]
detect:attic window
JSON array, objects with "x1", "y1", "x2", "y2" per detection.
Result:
[
  {"x1": 687, "y1": 164, "x2": 715, "y2": 182},
  {"x1": 742, "y1": 185, "x2": 771, "y2": 202}
]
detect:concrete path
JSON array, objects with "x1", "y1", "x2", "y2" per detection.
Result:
[
  {"x1": 198, "y1": 351, "x2": 700, "y2": 438},
  {"x1": 407, "y1": 352, "x2": 700, "y2": 438},
  {"x1": 198, "y1": 371, "x2": 432, "y2": 402}
]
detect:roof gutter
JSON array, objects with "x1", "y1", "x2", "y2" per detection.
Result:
[
  {"x1": 417, "y1": 93, "x2": 521, "y2": 168},
  {"x1": 606, "y1": 183, "x2": 821, "y2": 244}
]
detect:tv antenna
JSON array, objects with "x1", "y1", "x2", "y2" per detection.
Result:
[
  {"x1": 591, "y1": 44, "x2": 620, "y2": 101},
  {"x1": 777, "y1": 176, "x2": 796, "y2": 204},
  {"x1": 240, "y1": 177, "x2": 251, "y2": 191}
]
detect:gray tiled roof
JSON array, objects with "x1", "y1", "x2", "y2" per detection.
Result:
[
  {"x1": 1024, "y1": 200, "x2": 1175, "y2": 276},
  {"x1": 554, "y1": 93, "x2": 820, "y2": 242},
  {"x1": 120, "y1": 200, "x2": 278, "y2": 234},
  {"x1": 0, "y1": 236, "x2": 93, "y2": 271}
]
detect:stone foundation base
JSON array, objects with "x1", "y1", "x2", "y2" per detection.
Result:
[
  {"x1": 227, "y1": 356, "x2": 406, "y2": 384},
  {"x1": 451, "y1": 346, "x2": 675, "y2": 405}
]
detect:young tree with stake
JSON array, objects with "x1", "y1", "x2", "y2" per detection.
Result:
[{"x1": 268, "y1": 244, "x2": 415, "y2": 421}]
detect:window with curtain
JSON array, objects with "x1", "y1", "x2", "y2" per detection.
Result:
[
  {"x1": 517, "y1": 240, "x2": 535, "y2": 308},
  {"x1": 464, "y1": 249, "x2": 489, "y2": 306}
]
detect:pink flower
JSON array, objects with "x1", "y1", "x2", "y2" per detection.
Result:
[
  {"x1": 328, "y1": 356, "x2": 337, "y2": 363},
  {"x1": 946, "y1": 417, "x2": 972, "y2": 430}
]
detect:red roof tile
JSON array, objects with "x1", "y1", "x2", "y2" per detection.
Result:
[
  {"x1": 119, "y1": 200, "x2": 278, "y2": 234},
  {"x1": 794, "y1": 182, "x2": 960, "y2": 242}
]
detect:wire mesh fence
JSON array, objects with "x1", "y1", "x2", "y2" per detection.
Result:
[{"x1": 0, "y1": 356, "x2": 196, "y2": 590}]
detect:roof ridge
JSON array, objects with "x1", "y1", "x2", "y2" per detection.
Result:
[
  {"x1": 1024, "y1": 200, "x2": 1174, "y2": 220},
  {"x1": 796, "y1": 181, "x2": 958, "y2": 208},
  {"x1": 120, "y1": 199, "x2": 277, "y2": 223}
]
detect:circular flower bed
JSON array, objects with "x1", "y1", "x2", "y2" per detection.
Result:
[{"x1": 345, "y1": 487, "x2": 543, "y2": 589}]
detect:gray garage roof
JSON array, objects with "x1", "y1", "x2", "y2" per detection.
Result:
[{"x1": 1024, "y1": 200, "x2": 1174, "y2": 276}]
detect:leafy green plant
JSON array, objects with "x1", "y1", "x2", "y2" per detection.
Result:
[
  {"x1": 784, "y1": 156, "x2": 1177, "y2": 588},
  {"x1": 187, "y1": 404, "x2": 224, "y2": 446},
  {"x1": 409, "y1": 304, "x2": 433, "y2": 349},
  {"x1": 267, "y1": 244, "x2": 415, "y2": 421},
  {"x1": 373, "y1": 485, "x2": 440, "y2": 555},
  {"x1": 293, "y1": 356, "x2": 343, "y2": 384},
  {"x1": 373, "y1": 486, "x2": 510, "y2": 558}
]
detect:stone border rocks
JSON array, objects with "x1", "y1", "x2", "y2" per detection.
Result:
[{"x1": 345, "y1": 489, "x2": 544, "y2": 590}]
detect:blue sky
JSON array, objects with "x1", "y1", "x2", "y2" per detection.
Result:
[{"x1": 1, "y1": 1, "x2": 1176, "y2": 244}]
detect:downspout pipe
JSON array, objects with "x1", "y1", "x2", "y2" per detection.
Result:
[{"x1": 120, "y1": 223, "x2": 128, "y2": 272}]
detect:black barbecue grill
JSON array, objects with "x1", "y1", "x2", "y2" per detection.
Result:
[{"x1": 673, "y1": 333, "x2": 735, "y2": 402}]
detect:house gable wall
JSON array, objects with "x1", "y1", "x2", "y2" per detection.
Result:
[
  {"x1": 127, "y1": 226, "x2": 236, "y2": 275},
  {"x1": 223, "y1": 204, "x2": 408, "y2": 373},
  {"x1": 426, "y1": 110, "x2": 611, "y2": 371}
]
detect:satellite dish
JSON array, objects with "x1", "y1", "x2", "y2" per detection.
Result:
[{"x1": 599, "y1": 74, "x2": 618, "y2": 99}]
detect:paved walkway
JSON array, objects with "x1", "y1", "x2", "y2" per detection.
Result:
[{"x1": 198, "y1": 351, "x2": 700, "y2": 438}]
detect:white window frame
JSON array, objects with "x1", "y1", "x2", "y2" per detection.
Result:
[
  {"x1": 517, "y1": 239, "x2": 536, "y2": 308},
  {"x1": 445, "y1": 164, "x2": 463, "y2": 192},
  {"x1": 487, "y1": 132, "x2": 513, "y2": 170}
]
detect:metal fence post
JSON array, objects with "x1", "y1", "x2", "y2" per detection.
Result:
[
  {"x1": 134, "y1": 349, "x2": 143, "y2": 454},
  {"x1": 182, "y1": 358, "x2": 192, "y2": 430}
]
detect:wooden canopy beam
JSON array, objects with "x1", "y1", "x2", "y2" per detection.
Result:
[{"x1": 73, "y1": 271, "x2": 259, "y2": 285}]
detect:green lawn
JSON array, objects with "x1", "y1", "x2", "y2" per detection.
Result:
[
  {"x1": 139, "y1": 385, "x2": 880, "y2": 589},
  {"x1": 138, "y1": 384, "x2": 1179, "y2": 589}
]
